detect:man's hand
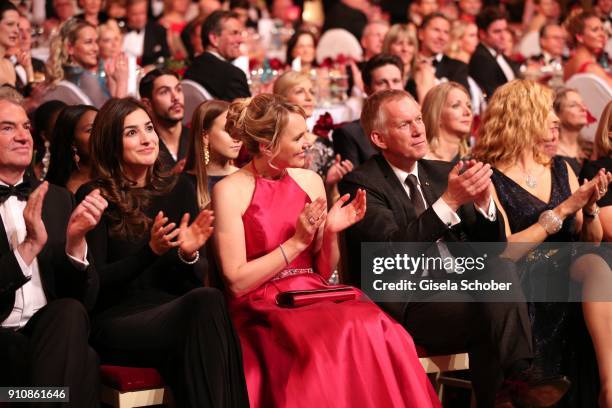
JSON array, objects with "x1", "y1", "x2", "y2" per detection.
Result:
[
  {"x1": 17, "y1": 182, "x2": 49, "y2": 265},
  {"x1": 66, "y1": 189, "x2": 108, "y2": 261},
  {"x1": 441, "y1": 160, "x2": 493, "y2": 211}
]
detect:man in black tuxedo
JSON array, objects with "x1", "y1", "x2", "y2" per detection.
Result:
[
  {"x1": 339, "y1": 90, "x2": 569, "y2": 407},
  {"x1": 0, "y1": 97, "x2": 107, "y2": 407},
  {"x1": 528, "y1": 23, "x2": 567, "y2": 66},
  {"x1": 406, "y1": 12, "x2": 470, "y2": 101},
  {"x1": 333, "y1": 54, "x2": 404, "y2": 167},
  {"x1": 123, "y1": 0, "x2": 170, "y2": 66},
  {"x1": 183, "y1": 10, "x2": 251, "y2": 102},
  {"x1": 469, "y1": 7, "x2": 521, "y2": 99}
]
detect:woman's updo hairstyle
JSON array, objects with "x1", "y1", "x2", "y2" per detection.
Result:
[{"x1": 225, "y1": 94, "x2": 305, "y2": 156}]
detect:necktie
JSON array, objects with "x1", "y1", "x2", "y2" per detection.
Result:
[
  {"x1": 0, "y1": 182, "x2": 31, "y2": 204},
  {"x1": 405, "y1": 174, "x2": 426, "y2": 216}
]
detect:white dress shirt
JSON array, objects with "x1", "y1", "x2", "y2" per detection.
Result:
[
  {"x1": 123, "y1": 30, "x2": 145, "y2": 60},
  {"x1": 0, "y1": 179, "x2": 89, "y2": 330},
  {"x1": 387, "y1": 160, "x2": 496, "y2": 275},
  {"x1": 485, "y1": 45, "x2": 516, "y2": 82}
]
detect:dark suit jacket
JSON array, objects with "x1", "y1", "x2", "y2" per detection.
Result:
[
  {"x1": 183, "y1": 52, "x2": 251, "y2": 102},
  {"x1": 338, "y1": 155, "x2": 505, "y2": 287},
  {"x1": 406, "y1": 54, "x2": 470, "y2": 98},
  {"x1": 332, "y1": 120, "x2": 377, "y2": 167},
  {"x1": 142, "y1": 21, "x2": 170, "y2": 66},
  {"x1": 0, "y1": 178, "x2": 98, "y2": 323},
  {"x1": 469, "y1": 43, "x2": 521, "y2": 99}
]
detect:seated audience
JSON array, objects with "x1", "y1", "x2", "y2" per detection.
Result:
[
  {"x1": 382, "y1": 24, "x2": 418, "y2": 86},
  {"x1": 0, "y1": 2, "x2": 20, "y2": 87},
  {"x1": 530, "y1": 23, "x2": 567, "y2": 67},
  {"x1": 0, "y1": 95, "x2": 104, "y2": 408},
  {"x1": 76, "y1": 97, "x2": 249, "y2": 407},
  {"x1": 360, "y1": 21, "x2": 389, "y2": 62},
  {"x1": 139, "y1": 68, "x2": 189, "y2": 171},
  {"x1": 75, "y1": 0, "x2": 108, "y2": 26},
  {"x1": 183, "y1": 10, "x2": 250, "y2": 102},
  {"x1": 31, "y1": 100, "x2": 67, "y2": 180},
  {"x1": 213, "y1": 93, "x2": 440, "y2": 408},
  {"x1": 469, "y1": 7, "x2": 521, "y2": 99},
  {"x1": 184, "y1": 100, "x2": 240, "y2": 208},
  {"x1": 458, "y1": 0, "x2": 482, "y2": 22},
  {"x1": 332, "y1": 54, "x2": 405, "y2": 167},
  {"x1": 553, "y1": 88, "x2": 590, "y2": 175},
  {"x1": 447, "y1": 20, "x2": 479, "y2": 64},
  {"x1": 409, "y1": 0, "x2": 439, "y2": 26},
  {"x1": 43, "y1": 0, "x2": 77, "y2": 38},
  {"x1": 274, "y1": 71, "x2": 353, "y2": 191},
  {"x1": 524, "y1": 0, "x2": 561, "y2": 34},
  {"x1": 285, "y1": 29, "x2": 317, "y2": 73},
  {"x1": 122, "y1": 0, "x2": 170, "y2": 66},
  {"x1": 46, "y1": 105, "x2": 98, "y2": 193},
  {"x1": 47, "y1": 18, "x2": 128, "y2": 108},
  {"x1": 422, "y1": 82, "x2": 472, "y2": 162},
  {"x1": 581, "y1": 100, "x2": 612, "y2": 241},
  {"x1": 98, "y1": 19, "x2": 139, "y2": 96},
  {"x1": 181, "y1": 15, "x2": 206, "y2": 61},
  {"x1": 338, "y1": 88, "x2": 568, "y2": 407},
  {"x1": 563, "y1": 11, "x2": 612, "y2": 87},
  {"x1": 158, "y1": 0, "x2": 190, "y2": 59},
  {"x1": 407, "y1": 12, "x2": 470, "y2": 103},
  {"x1": 8, "y1": 14, "x2": 46, "y2": 92},
  {"x1": 474, "y1": 79, "x2": 612, "y2": 407}
]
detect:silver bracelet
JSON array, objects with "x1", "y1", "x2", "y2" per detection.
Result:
[
  {"x1": 279, "y1": 244, "x2": 289, "y2": 266},
  {"x1": 584, "y1": 205, "x2": 600, "y2": 218},
  {"x1": 538, "y1": 210, "x2": 563, "y2": 235},
  {"x1": 178, "y1": 248, "x2": 199, "y2": 264}
]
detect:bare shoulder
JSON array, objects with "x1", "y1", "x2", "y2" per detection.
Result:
[
  {"x1": 287, "y1": 168, "x2": 325, "y2": 199},
  {"x1": 213, "y1": 168, "x2": 256, "y2": 211}
]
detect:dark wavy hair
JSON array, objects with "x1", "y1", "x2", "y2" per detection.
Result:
[
  {"x1": 89, "y1": 97, "x2": 176, "y2": 239},
  {"x1": 46, "y1": 104, "x2": 98, "y2": 188}
]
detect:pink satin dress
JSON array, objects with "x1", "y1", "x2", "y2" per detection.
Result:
[{"x1": 228, "y1": 171, "x2": 441, "y2": 408}]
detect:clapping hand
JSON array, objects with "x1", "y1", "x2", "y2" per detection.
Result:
[
  {"x1": 325, "y1": 154, "x2": 354, "y2": 187},
  {"x1": 442, "y1": 160, "x2": 493, "y2": 211},
  {"x1": 66, "y1": 189, "x2": 108, "y2": 260},
  {"x1": 149, "y1": 211, "x2": 180, "y2": 255},
  {"x1": 18, "y1": 182, "x2": 49, "y2": 265},
  {"x1": 583, "y1": 169, "x2": 612, "y2": 213},
  {"x1": 293, "y1": 197, "x2": 327, "y2": 248},
  {"x1": 177, "y1": 210, "x2": 214, "y2": 258},
  {"x1": 325, "y1": 189, "x2": 366, "y2": 234}
]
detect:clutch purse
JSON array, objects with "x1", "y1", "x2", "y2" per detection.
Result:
[{"x1": 275, "y1": 286, "x2": 357, "y2": 308}]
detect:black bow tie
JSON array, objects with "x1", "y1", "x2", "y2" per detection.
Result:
[{"x1": 0, "y1": 182, "x2": 32, "y2": 204}]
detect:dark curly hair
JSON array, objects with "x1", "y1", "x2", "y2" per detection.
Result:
[{"x1": 89, "y1": 97, "x2": 176, "y2": 239}]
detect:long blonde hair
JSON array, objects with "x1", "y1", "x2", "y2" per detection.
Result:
[
  {"x1": 185, "y1": 100, "x2": 229, "y2": 208},
  {"x1": 422, "y1": 82, "x2": 471, "y2": 159},
  {"x1": 225, "y1": 94, "x2": 305, "y2": 160},
  {"x1": 473, "y1": 80, "x2": 553, "y2": 167},
  {"x1": 382, "y1": 24, "x2": 418, "y2": 80},
  {"x1": 47, "y1": 18, "x2": 96, "y2": 84},
  {"x1": 594, "y1": 100, "x2": 612, "y2": 159}
]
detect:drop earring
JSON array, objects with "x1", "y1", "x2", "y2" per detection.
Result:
[{"x1": 203, "y1": 141, "x2": 210, "y2": 165}]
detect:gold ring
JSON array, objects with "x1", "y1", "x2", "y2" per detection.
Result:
[{"x1": 308, "y1": 217, "x2": 316, "y2": 225}]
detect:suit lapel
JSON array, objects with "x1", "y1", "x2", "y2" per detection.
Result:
[{"x1": 374, "y1": 155, "x2": 413, "y2": 218}]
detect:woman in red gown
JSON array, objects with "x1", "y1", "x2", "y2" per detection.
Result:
[{"x1": 213, "y1": 94, "x2": 440, "y2": 408}]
